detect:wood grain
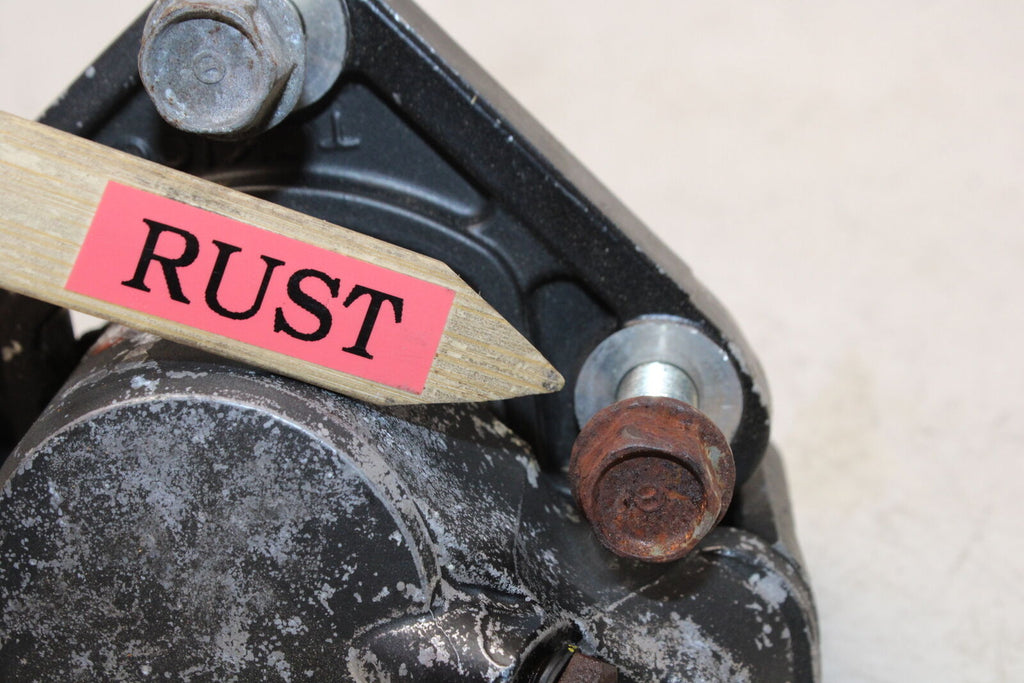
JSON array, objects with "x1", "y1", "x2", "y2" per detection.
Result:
[{"x1": 0, "y1": 111, "x2": 563, "y2": 404}]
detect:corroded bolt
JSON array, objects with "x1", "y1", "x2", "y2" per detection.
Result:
[
  {"x1": 139, "y1": 0, "x2": 306, "y2": 138},
  {"x1": 533, "y1": 645, "x2": 618, "y2": 683},
  {"x1": 557, "y1": 651, "x2": 618, "y2": 683},
  {"x1": 569, "y1": 395, "x2": 735, "y2": 562}
]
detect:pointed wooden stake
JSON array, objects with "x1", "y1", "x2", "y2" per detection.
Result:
[{"x1": 0, "y1": 111, "x2": 563, "y2": 404}]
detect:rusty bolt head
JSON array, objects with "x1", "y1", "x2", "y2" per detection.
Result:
[
  {"x1": 569, "y1": 396, "x2": 735, "y2": 562},
  {"x1": 557, "y1": 651, "x2": 618, "y2": 683},
  {"x1": 139, "y1": 0, "x2": 306, "y2": 138}
]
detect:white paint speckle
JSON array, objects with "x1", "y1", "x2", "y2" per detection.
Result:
[
  {"x1": 316, "y1": 584, "x2": 336, "y2": 614},
  {"x1": 84, "y1": 66, "x2": 96, "y2": 78},
  {"x1": 1, "y1": 339, "x2": 23, "y2": 362},
  {"x1": 166, "y1": 370, "x2": 208, "y2": 380},
  {"x1": 274, "y1": 615, "x2": 306, "y2": 636},
  {"x1": 267, "y1": 649, "x2": 292, "y2": 682},
  {"x1": 746, "y1": 572, "x2": 788, "y2": 609},
  {"x1": 515, "y1": 455, "x2": 539, "y2": 488},
  {"x1": 130, "y1": 375, "x2": 158, "y2": 392}
]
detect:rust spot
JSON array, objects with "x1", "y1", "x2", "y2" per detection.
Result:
[
  {"x1": 569, "y1": 396, "x2": 735, "y2": 562},
  {"x1": 557, "y1": 651, "x2": 618, "y2": 683},
  {"x1": 87, "y1": 326, "x2": 128, "y2": 356}
]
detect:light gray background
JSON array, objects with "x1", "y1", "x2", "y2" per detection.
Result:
[{"x1": 1, "y1": 2, "x2": 1021, "y2": 680}]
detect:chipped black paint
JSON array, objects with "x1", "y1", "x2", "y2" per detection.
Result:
[{"x1": 1, "y1": 331, "x2": 816, "y2": 681}]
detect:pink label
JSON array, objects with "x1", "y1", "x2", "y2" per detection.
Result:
[{"x1": 66, "y1": 182, "x2": 455, "y2": 394}]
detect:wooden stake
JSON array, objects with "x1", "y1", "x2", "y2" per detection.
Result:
[{"x1": 0, "y1": 111, "x2": 563, "y2": 404}]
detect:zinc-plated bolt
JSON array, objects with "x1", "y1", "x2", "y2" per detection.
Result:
[
  {"x1": 574, "y1": 317, "x2": 744, "y2": 441},
  {"x1": 614, "y1": 360, "x2": 698, "y2": 407},
  {"x1": 139, "y1": 0, "x2": 307, "y2": 138}
]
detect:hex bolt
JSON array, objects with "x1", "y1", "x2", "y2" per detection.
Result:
[
  {"x1": 533, "y1": 645, "x2": 618, "y2": 683},
  {"x1": 556, "y1": 651, "x2": 618, "y2": 683},
  {"x1": 139, "y1": 0, "x2": 309, "y2": 138},
  {"x1": 571, "y1": 318, "x2": 742, "y2": 561},
  {"x1": 569, "y1": 395, "x2": 736, "y2": 563}
]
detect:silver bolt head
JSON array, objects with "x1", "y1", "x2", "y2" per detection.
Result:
[{"x1": 139, "y1": 0, "x2": 305, "y2": 138}]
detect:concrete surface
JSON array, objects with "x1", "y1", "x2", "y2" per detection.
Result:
[{"x1": 1, "y1": 1, "x2": 1021, "y2": 680}]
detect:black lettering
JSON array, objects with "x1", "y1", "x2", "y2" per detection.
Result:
[
  {"x1": 120, "y1": 219, "x2": 200, "y2": 303},
  {"x1": 341, "y1": 285, "x2": 404, "y2": 359},
  {"x1": 273, "y1": 269, "x2": 341, "y2": 342},
  {"x1": 204, "y1": 240, "x2": 285, "y2": 320}
]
